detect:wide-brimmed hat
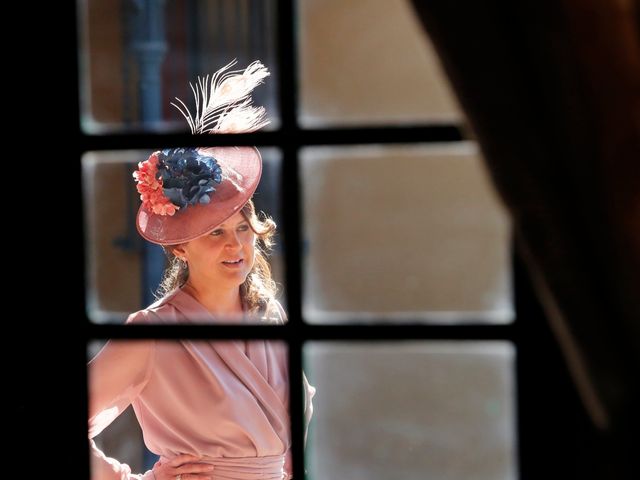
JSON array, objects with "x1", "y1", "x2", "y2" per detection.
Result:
[
  {"x1": 135, "y1": 146, "x2": 262, "y2": 245},
  {"x1": 133, "y1": 60, "x2": 269, "y2": 246}
]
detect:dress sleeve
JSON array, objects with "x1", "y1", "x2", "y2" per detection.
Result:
[
  {"x1": 302, "y1": 371, "x2": 317, "y2": 448},
  {"x1": 88, "y1": 312, "x2": 156, "y2": 480},
  {"x1": 88, "y1": 338, "x2": 155, "y2": 437},
  {"x1": 272, "y1": 300, "x2": 318, "y2": 446},
  {"x1": 89, "y1": 439, "x2": 156, "y2": 480},
  {"x1": 283, "y1": 370, "x2": 317, "y2": 480},
  {"x1": 271, "y1": 300, "x2": 318, "y2": 446}
]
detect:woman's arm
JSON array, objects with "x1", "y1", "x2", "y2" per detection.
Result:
[
  {"x1": 89, "y1": 439, "x2": 155, "y2": 480},
  {"x1": 271, "y1": 299, "x2": 317, "y2": 479},
  {"x1": 88, "y1": 339, "x2": 156, "y2": 480}
]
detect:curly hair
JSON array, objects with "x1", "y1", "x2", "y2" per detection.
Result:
[{"x1": 155, "y1": 199, "x2": 277, "y2": 312}]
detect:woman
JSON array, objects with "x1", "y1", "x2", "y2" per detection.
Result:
[{"x1": 88, "y1": 61, "x2": 316, "y2": 480}]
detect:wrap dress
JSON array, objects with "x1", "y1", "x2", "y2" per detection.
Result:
[{"x1": 88, "y1": 288, "x2": 316, "y2": 480}]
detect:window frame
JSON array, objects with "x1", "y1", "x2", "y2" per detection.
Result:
[{"x1": 74, "y1": 2, "x2": 591, "y2": 479}]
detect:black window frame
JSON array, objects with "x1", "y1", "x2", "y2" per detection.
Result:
[{"x1": 71, "y1": 2, "x2": 598, "y2": 479}]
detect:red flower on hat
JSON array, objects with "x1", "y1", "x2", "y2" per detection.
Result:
[{"x1": 133, "y1": 152, "x2": 180, "y2": 216}]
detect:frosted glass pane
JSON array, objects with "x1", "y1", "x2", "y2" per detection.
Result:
[
  {"x1": 82, "y1": 149, "x2": 283, "y2": 323},
  {"x1": 301, "y1": 143, "x2": 512, "y2": 323},
  {"x1": 304, "y1": 342, "x2": 517, "y2": 480},
  {"x1": 298, "y1": 0, "x2": 463, "y2": 127},
  {"x1": 78, "y1": 0, "x2": 278, "y2": 133}
]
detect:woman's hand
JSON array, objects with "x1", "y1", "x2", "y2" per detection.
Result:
[{"x1": 152, "y1": 454, "x2": 215, "y2": 480}]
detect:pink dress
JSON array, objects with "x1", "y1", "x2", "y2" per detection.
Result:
[{"x1": 88, "y1": 289, "x2": 316, "y2": 480}]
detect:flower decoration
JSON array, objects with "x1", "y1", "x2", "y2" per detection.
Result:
[
  {"x1": 133, "y1": 148, "x2": 223, "y2": 216},
  {"x1": 157, "y1": 148, "x2": 223, "y2": 208}
]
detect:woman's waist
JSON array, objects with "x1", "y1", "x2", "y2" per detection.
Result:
[{"x1": 162, "y1": 454, "x2": 287, "y2": 480}]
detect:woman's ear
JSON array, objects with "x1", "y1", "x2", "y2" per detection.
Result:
[{"x1": 170, "y1": 244, "x2": 187, "y2": 258}]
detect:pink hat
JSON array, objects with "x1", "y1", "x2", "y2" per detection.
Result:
[{"x1": 132, "y1": 60, "x2": 269, "y2": 246}]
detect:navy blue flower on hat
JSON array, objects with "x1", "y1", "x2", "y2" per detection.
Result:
[
  {"x1": 133, "y1": 148, "x2": 223, "y2": 216},
  {"x1": 157, "y1": 148, "x2": 223, "y2": 208}
]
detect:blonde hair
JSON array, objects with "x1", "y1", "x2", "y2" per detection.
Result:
[{"x1": 155, "y1": 199, "x2": 277, "y2": 312}]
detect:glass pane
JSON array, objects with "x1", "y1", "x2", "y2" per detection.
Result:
[
  {"x1": 304, "y1": 341, "x2": 517, "y2": 480},
  {"x1": 82, "y1": 148, "x2": 283, "y2": 323},
  {"x1": 298, "y1": 0, "x2": 463, "y2": 127},
  {"x1": 301, "y1": 144, "x2": 512, "y2": 323},
  {"x1": 89, "y1": 339, "x2": 290, "y2": 477},
  {"x1": 78, "y1": 0, "x2": 278, "y2": 133}
]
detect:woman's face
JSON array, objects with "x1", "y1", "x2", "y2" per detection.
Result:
[{"x1": 181, "y1": 211, "x2": 256, "y2": 289}]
